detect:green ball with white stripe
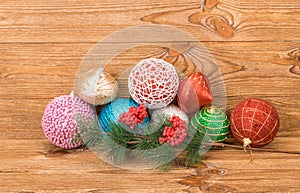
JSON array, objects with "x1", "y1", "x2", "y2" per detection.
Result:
[{"x1": 189, "y1": 106, "x2": 229, "y2": 142}]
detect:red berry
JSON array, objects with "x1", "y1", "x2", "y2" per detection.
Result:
[
  {"x1": 118, "y1": 105, "x2": 148, "y2": 130},
  {"x1": 158, "y1": 115, "x2": 188, "y2": 146}
]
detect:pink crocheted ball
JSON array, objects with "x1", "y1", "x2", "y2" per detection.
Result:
[
  {"x1": 42, "y1": 95, "x2": 95, "y2": 149},
  {"x1": 128, "y1": 58, "x2": 179, "y2": 109}
]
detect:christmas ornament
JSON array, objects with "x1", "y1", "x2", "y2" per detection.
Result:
[
  {"x1": 42, "y1": 94, "x2": 95, "y2": 149},
  {"x1": 159, "y1": 115, "x2": 188, "y2": 146},
  {"x1": 230, "y1": 98, "x2": 280, "y2": 147},
  {"x1": 189, "y1": 106, "x2": 229, "y2": 142},
  {"x1": 178, "y1": 72, "x2": 213, "y2": 113},
  {"x1": 151, "y1": 105, "x2": 189, "y2": 125},
  {"x1": 128, "y1": 58, "x2": 179, "y2": 109},
  {"x1": 74, "y1": 68, "x2": 118, "y2": 106},
  {"x1": 99, "y1": 98, "x2": 149, "y2": 132}
]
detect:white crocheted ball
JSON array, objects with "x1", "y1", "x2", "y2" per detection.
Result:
[{"x1": 128, "y1": 58, "x2": 179, "y2": 109}]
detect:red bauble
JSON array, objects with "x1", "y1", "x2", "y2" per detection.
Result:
[
  {"x1": 177, "y1": 72, "x2": 213, "y2": 113},
  {"x1": 230, "y1": 98, "x2": 280, "y2": 147}
]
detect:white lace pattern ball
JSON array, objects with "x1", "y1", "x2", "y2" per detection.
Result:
[{"x1": 128, "y1": 58, "x2": 179, "y2": 109}]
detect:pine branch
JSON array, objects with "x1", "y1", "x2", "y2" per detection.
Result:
[
  {"x1": 74, "y1": 116, "x2": 202, "y2": 170},
  {"x1": 72, "y1": 116, "x2": 103, "y2": 147},
  {"x1": 206, "y1": 142, "x2": 300, "y2": 155},
  {"x1": 100, "y1": 136, "x2": 127, "y2": 164},
  {"x1": 136, "y1": 144, "x2": 177, "y2": 171},
  {"x1": 180, "y1": 126, "x2": 205, "y2": 167},
  {"x1": 108, "y1": 122, "x2": 135, "y2": 147}
]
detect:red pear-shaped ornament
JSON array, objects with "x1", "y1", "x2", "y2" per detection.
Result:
[{"x1": 177, "y1": 72, "x2": 213, "y2": 113}]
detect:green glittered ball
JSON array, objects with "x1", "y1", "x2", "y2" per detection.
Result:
[{"x1": 189, "y1": 106, "x2": 229, "y2": 142}]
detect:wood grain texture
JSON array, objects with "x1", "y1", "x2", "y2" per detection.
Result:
[
  {"x1": 0, "y1": 0, "x2": 299, "y2": 42},
  {"x1": 0, "y1": 0, "x2": 299, "y2": 192}
]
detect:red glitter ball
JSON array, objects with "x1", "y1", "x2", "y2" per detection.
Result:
[
  {"x1": 230, "y1": 98, "x2": 280, "y2": 147},
  {"x1": 178, "y1": 72, "x2": 213, "y2": 113}
]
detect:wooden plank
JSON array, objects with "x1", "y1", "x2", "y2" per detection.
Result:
[
  {"x1": 0, "y1": 0, "x2": 299, "y2": 42},
  {"x1": 0, "y1": 42, "x2": 299, "y2": 99},
  {"x1": 0, "y1": 41, "x2": 298, "y2": 73},
  {"x1": 0, "y1": 139, "x2": 299, "y2": 192}
]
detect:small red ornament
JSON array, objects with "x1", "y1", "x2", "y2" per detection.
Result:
[
  {"x1": 177, "y1": 72, "x2": 213, "y2": 113},
  {"x1": 230, "y1": 98, "x2": 280, "y2": 147}
]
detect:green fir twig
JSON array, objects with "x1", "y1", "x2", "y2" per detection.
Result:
[{"x1": 73, "y1": 115, "x2": 206, "y2": 171}]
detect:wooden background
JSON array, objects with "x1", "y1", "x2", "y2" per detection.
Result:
[{"x1": 1, "y1": 0, "x2": 300, "y2": 192}]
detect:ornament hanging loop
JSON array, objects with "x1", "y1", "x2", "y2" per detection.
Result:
[
  {"x1": 243, "y1": 138, "x2": 252, "y2": 147},
  {"x1": 242, "y1": 138, "x2": 254, "y2": 163}
]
